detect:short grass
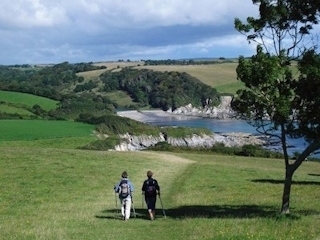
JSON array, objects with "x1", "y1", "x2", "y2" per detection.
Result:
[
  {"x1": 134, "y1": 63, "x2": 241, "y2": 95},
  {"x1": 0, "y1": 104, "x2": 35, "y2": 116},
  {"x1": 0, "y1": 119, "x2": 95, "y2": 141},
  {"x1": 94, "y1": 61, "x2": 143, "y2": 71},
  {"x1": 0, "y1": 90, "x2": 58, "y2": 111},
  {"x1": 78, "y1": 61, "x2": 243, "y2": 95},
  {"x1": 105, "y1": 90, "x2": 138, "y2": 107},
  {"x1": 1, "y1": 140, "x2": 320, "y2": 239},
  {"x1": 77, "y1": 61, "x2": 144, "y2": 81}
]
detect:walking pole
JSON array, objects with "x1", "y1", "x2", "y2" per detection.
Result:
[
  {"x1": 114, "y1": 191, "x2": 119, "y2": 214},
  {"x1": 131, "y1": 195, "x2": 137, "y2": 218},
  {"x1": 142, "y1": 193, "x2": 144, "y2": 208},
  {"x1": 158, "y1": 195, "x2": 166, "y2": 219}
]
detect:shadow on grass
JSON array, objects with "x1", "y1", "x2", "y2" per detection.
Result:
[
  {"x1": 95, "y1": 208, "x2": 149, "y2": 220},
  {"x1": 165, "y1": 204, "x2": 279, "y2": 219},
  {"x1": 308, "y1": 173, "x2": 320, "y2": 177},
  {"x1": 95, "y1": 204, "x2": 320, "y2": 220},
  {"x1": 252, "y1": 179, "x2": 320, "y2": 185}
]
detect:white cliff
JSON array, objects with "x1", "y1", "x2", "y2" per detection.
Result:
[
  {"x1": 113, "y1": 132, "x2": 268, "y2": 151},
  {"x1": 169, "y1": 96, "x2": 236, "y2": 119}
]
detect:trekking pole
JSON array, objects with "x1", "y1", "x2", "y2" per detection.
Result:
[
  {"x1": 142, "y1": 193, "x2": 144, "y2": 208},
  {"x1": 158, "y1": 195, "x2": 166, "y2": 219},
  {"x1": 114, "y1": 191, "x2": 119, "y2": 214},
  {"x1": 131, "y1": 196, "x2": 137, "y2": 218}
]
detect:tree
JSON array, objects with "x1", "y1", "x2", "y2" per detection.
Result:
[{"x1": 232, "y1": 0, "x2": 320, "y2": 214}]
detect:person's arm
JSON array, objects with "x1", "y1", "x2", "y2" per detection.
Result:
[
  {"x1": 129, "y1": 180, "x2": 134, "y2": 192},
  {"x1": 155, "y1": 180, "x2": 160, "y2": 196},
  {"x1": 141, "y1": 181, "x2": 146, "y2": 195},
  {"x1": 114, "y1": 182, "x2": 120, "y2": 192}
]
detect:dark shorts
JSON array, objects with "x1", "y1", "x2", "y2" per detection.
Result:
[{"x1": 145, "y1": 196, "x2": 157, "y2": 210}]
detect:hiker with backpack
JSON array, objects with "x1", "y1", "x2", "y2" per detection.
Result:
[
  {"x1": 114, "y1": 171, "x2": 134, "y2": 221},
  {"x1": 141, "y1": 170, "x2": 160, "y2": 220}
]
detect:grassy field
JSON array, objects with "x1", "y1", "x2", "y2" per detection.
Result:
[
  {"x1": 1, "y1": 137, "x2": 320, "y2": 239},
  {"x1": 0, "y1": 90, "x2": 58, "y2": 111},
  {"x1": 76, "y1": 61, "x2": 143, "y2": 79},
  {"x1": 0, "y1": 104, "x2": 35, "y2": 117},
  {"x1": 84, "y1": 61, "x2": 243, "y2": 95},
  {"x1": 0, "y1": 119, "x2": 95, "y2": 141},
  {"x1": 134, "y1": 62, "x2": 239, "y2": 89},
  {"x1": 1, "y1": 61, "x2": 317, "y2": 239}
]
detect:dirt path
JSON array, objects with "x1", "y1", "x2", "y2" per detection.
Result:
[{"x1": 139, "y1": 151, "x2": 195, "y2": 164}]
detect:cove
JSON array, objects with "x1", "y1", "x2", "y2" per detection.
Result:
[{"x1": 138, "y1": 111, "x2": 319, "y2": 159}]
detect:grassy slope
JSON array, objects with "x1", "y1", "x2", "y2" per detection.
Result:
[
  {"x1": 1, "y1": 142, "x2": 320, "y2": 240},
  {"x1": 0, "y1": 119, "x2": 95, "y2": 141},
  {"x1": 81, "y1": 61, "x2": 242, "y2": 96},
  {"x1": 0, "y1": 104, "x2": 35, "y2": 116},
  {"x1": 0, "y1": 90, "x2": 58, "y2": 111},
  {"x1": 135, "y1": 63, "x2": 238, "y2": 85},
  {"x1": 2, "y1": 62, "x2": 318, "y2": 239}
]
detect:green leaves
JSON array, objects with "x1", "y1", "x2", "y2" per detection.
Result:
[
  {"x1": 233, "y1": 46, "x2": 295, "y2": 131},
  {"x1": 235, "y1": 0, "x2": 320, "y2": 57}
]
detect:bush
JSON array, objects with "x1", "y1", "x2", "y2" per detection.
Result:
[
  {"x1": 147, "y1": 142, "x2": 175, "y2": 151},
  {"x1": 81, "y1": 136, "x2": 121, "y2": 150}
]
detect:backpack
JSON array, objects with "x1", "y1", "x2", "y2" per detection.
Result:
[
  {"x1": 145, "y1": 179, "x2": 156, "y2": 197},
  {"x1": 119, "y1": 180, "x2": 131, "y2": 198}
]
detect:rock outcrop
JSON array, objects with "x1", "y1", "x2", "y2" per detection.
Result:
[
  {"x1": 114, "y1": 132, "x2": 268, "y2": 151},
  {"x1": 168, "y1": 96, "x2": 236, "y2": 119},
  {"x1": 114, "y1": 96, "x2": 267, "y2": 151}
]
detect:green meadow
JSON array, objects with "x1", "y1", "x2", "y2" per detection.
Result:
[
  {"x1": 0, "y1": 119, "x2": 95, "y2": 141},
  {"x1": 1, "y1": 138, "x2": 320, "y2": 239},
  {"x1": 1, "y1": 62, "x2": 319, "y2": 239},
  {"x1": 0, "y1": 90, "x2": 58, "y2": 111}
]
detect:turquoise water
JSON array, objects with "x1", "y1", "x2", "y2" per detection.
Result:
[{"x1": 141, "y1": 112, "x2": 318, "y2": 158}]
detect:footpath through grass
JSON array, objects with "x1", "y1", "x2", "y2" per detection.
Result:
[{"x1": 1, "y1": 142, "x2": 320, "y2": 240}]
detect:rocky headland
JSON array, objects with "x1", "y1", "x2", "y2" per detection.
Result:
[
  {"x1": 113, "y1": 132, "x2": 268, "y2": 151},
  {"x1": 113, "y1": 96, "x2": 270, "y2": 151},
  {"x1": 168, "y1": 96, "x2": 236, "y2": 119}
]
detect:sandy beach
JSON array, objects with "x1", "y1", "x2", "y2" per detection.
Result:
[{"x1": 117, "y1": 110, "x2": 201, "y2": 123}]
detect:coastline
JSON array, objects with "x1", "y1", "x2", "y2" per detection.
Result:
[
  {"x1": 115, "y1": 110, "x2": 315, "y2": 158},
  {"x1": 117, "y1": 109, "x2": 201, "y2": 122}
]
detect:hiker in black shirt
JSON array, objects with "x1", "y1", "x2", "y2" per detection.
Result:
[{"x1": 141, "y1": 170, "x2": 160, "y2": 220}]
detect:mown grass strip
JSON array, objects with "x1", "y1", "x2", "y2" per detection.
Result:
[
  {"x1": 0, "y1": 104, "x2": 35, "y2": 116},
  {"x1": 0, "y1": 90, "x2": 58, "y2": 111},
  {"x1": 0, "y1": 119, "x2": 95, "y2": 141}
]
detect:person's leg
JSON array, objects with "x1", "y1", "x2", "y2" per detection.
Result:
[
  {"x1": 148, "y1": 209, "x2": 154, "y2": 220},
  {"x1": 145, "y1": 197, "x2": 153, "y2": 220},
  {"x1": 146, "y1": 197, "x2": 155, "y2": 220},
  {"x1": 152, "y1": 198, "x2": 157, "y2": 218},
  {"x1": 124, "y1": 197, "x2": 131, "y2": 220},
  {"x1": 121, "y1": 198, "x2": 125, "y2": 220}
]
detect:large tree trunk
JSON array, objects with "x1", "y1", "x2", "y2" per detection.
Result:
[{"x1": 281, "y1": 168, "x2": 294, "y2": 214}]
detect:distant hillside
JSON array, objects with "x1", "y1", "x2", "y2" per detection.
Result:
[
  {"x1": 0, "y1": 90, "x2": 59, "y2": 119},
  {"x1": 0, "y1": 60, "x2": 242, "y2": 121},
  {"x1": 0, "y1": 90, "x2": 58, "y2": 111},
  {"x1": 88, "y1": 60, "x2": 242, "y2": 95}
]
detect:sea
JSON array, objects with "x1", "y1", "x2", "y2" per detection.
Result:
[{"x1": 134, "y1": 111, "x2": 319, "y2": 159}]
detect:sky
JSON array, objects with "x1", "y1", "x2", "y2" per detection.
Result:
[{"x1": 0, "y1": 0, "x2": 260, "y2": 65}]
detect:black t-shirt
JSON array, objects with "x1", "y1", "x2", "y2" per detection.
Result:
[{"x1": 142, "y1": 178, "x2": 160, "y2": 197}]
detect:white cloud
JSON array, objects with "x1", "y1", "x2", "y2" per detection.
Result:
[
  {"x1": 0, "y1": 0, "x2": 261, "y2": 64},
  {"x1": 0, "y1": 0, "x2": 67, "y2": 28}
]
